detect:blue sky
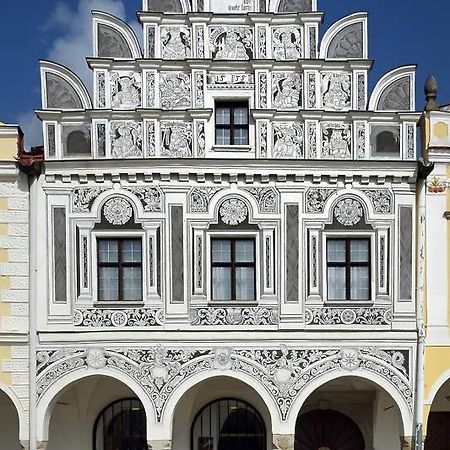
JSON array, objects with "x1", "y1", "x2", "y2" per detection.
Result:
[{"x1": 0, "y1": 0, "x2": 449, "y2": 147}]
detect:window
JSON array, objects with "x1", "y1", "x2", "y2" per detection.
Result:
[
  {"x1": 215, "y1": 101, "x2": 249, "y2": 146},
  {"x1": 327, "y1": 238, "x2": 370, "y2": 301},
  {"x1": 211, "y1": 238, "x2": 255, "y2": 301},
  {"x1": 370, "y1": 125, "x2": 401, "y2": 158},
  {"x1": 97, "y1": 238, "x2": 142, "y2": 301}
]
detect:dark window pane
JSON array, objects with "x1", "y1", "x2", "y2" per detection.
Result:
[
  {"x1": 350, "y1": 240, "x2": 369, "y2": 263},
  {"x1": 212, "y1": 240, "x2": 231, "y2": 262},
  {"x1": 233, "y1": 128, "x2": 249, "y2": 145},
  {"x1": 216, "y1": 128, "x2": 231, "y2": 145},
  {"x1": 98, "y1": 267, "x2": 119, "y2": 301},
  {"x1": 327, "y1": 240, "x2": 346, "y2": 263},
  {"x1": 98, "y1": 240, "x2": 119, "y2": 263},
  {"x1": 212, "y1": 267, "x2": 232, "y2": 300},
  {"x1": 235, "y1": 267, "x2": 255, "y2": 300},
  {"x1": 327, "y1": 266, "x2": 346, "y2": 300},
  {"x1": 216, "y1": 108, "x2": 231, "y2": 125},
  {"x1": 234, "y1": 107, "x2": 248, "y2": 125},
  {"x1": 122, "y1": 240, "x2": 142, "y2": 263},
  {"x1": 123, "y1": 266, "x2": 142, "y2": 301},
  {"x1": 351, "y1": 266, "x2": 370, "y2": 300},
  {"x1": 235, "y1": 240, "x2": 254, "y2": 262}
]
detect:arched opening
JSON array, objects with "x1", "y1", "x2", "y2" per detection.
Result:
[
  {"x1": 46, "y1": 375, "x2": 147, "y2": 450},
  {"x1": 425, "y1": 378, "x2": 450, "y2": 450},
  {"x1": 295, "y1": 409, "x2": 365, "y2": 450},
  {"x1": 191, "y1": 398, "x2": 266, "y2": 450},
  {"x1": 294, "y1": 376, "x2": 405, "y2": 450},
  {"x1": 94, "y1": 398, "x2": 146, "y2": 450},
  {"x1": 0, "y1": 389, "x2": 21, "y2": 450}
]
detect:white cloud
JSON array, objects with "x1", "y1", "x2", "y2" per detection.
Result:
[{"x1": 17, "y1": 111, "x2": 44, "y2": 149}]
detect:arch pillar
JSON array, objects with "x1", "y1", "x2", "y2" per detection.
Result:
[{"x1": 272, "y1": 434, "x2": 295, "y2": 450}]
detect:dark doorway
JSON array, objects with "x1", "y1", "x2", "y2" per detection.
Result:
[
  {"x1": 295, "y1": 409, "x2": 365, "y2": 450},
  {"x1": 425, "y1": 412, "x2": 450, "y2": 450}
]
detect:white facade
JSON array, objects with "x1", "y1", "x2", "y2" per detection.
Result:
[{"x1": 29, "y1": 1, "x2": 422, "y2": 449}]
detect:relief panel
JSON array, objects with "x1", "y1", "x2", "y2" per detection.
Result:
[
  {"x1": 210, "y1": 26, "x2": 254, "y2": 60},
  {"x1": 321, "y1": 72, "x2": 351, "y2": 110},
  {"x1": 110, "y1": 121, "x2": 143, "y2": 158},
  {"x1": 321, "y1": 122, "x2": 351, "y2": 159},
  {"x1": 272, "y1": 73, "x2": 302, "y2": 109},
  {"x1": 273, "y1": 123, "x2": 304, "y2": 158},
  {"x1": 161, "y1": 122, "x2": 193, "y2": 158},
  {"x1": 272, "y1": 26, "x2": 302, "y2": 60},
  {"x1": 159, "y1": 72, "x2": 191, "y2": 109},
  {"x1": 110, "y1": 71, "x2": 142, "y2": 109},
  {"x1": 161, "y1": 26, "x2": 192, "y2": 59}
]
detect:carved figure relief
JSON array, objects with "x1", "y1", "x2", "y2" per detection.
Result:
[
  {"x1": 161, "y1": 27, "x2": 191, "y2": 59},
  {"x1": 110, "y1": 121, "x2": 143, "y2": 158},
  {"x1": 272, "y1": 27, "x2": 302, "y2": 60},
  {"x1": 161, "y1": 122, "x2": 193, "y2": 157},
  {"x1": 273, "y1": 73, "x2": 302, "y2": 109},
  {"x1": 321, "y1": 123, "x2": 351, "y2": 159},
  {"x1": 160, "y1": 72, "x2": 191, "y2": 109},
  {"x1": 110, "y1": 72, "x2": 141, "y2": 109},
  {"x1": 322, "y1": 72, "x2": 351, "y2": 110},
  {"x1": 210, "y1": 27, "x2": 253, "y2": 60},
  {"x1": 273, "y1": 123, "x2": 304, "y2": 158}
]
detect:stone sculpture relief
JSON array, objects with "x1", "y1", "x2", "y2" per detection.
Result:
[
  {"x1": 161, "y1": 122, "x2": 193, "y2": 157},
  {"x1": 210, "y1": 27, "x2": 253, "y2": 60},
  {"x1": 103, "y1": 198, "x2": 133, "y2": 225},
  {"x1": 272, "y1": 73, "x2": 302, "y2": 108},
  {"x1": 161, "y1": 27, "x2": 191, "y2": 59},
  {"x1": 191, "y1": 307, "x2": 279, "y2": 326},
  {"x1": 273, "y1": 123, "x2": 304, "y2": 158},
  {"x1": 321, "y1": 123, "x2": 351, "y2": 159},
  {"x1": 219, "y1": 198, "x2": 248, "y2": 225},
  {"x1": 334, "y1": 198, "x2": 364, "y2": 226},
  {"x1": 160, "y1": 72, "x2": 191, "y2": 109},
  {"x1": 110, "y1": 121, "x2": 143, "y2": 158},
  {"x1": 110, "y1": 72, "x2": 141, "y2": 109},
  {"x1": 327, "y1": 22, "x2": 364, "y2": 59},
  {"x1": 97, "y1": 24, "x2": 132, "y2": 58},
  {"x1": 322, "y1": 72, "x2": 351, "y2": 110},
  {"x1": 272, "y1": 27, "x2": 302, "y2": 60}
]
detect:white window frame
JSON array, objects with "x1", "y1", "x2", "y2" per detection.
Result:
[
  {"x1": 91, "y1": 230, "x2": 148, "y2": 305},
  {"x1": 206, "y1": 230, "x2": 261, "y2": 304},
  {"x1": 321, "y1": 231, "x2": 376, "y2": 305}
]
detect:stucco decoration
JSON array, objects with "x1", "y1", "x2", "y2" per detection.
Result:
[
  {"x1": 305, "y1": 307, "x2": 393, "y2": 326},
  {"x1": 273, "y1": 73, "x2": 302, "y2": 108},
  {"x1": 321, "y1": 123, "x2": 351, "y2": 159},
  {"x1": 327, "y1": 22, "x2": 363, "y2": 59},
  {"x1": 36, "y1": 344, "x2": 412, "y2": 421},
  {"x1": 72, "y1": 187, "x2": 108, "y2": 213},
  {"x1": 188, "y1": 187, "x2": 223, "y2": 213},
  {"x1": 219, "y1": 198, "x2": 248, "y2": 225},
  {"x1": 145, "y1": 0, "x2": 183, "y2": 12},
  {"x1": 305, "y1": 188, "x2": 338, "y2": 213},
  {"x1": 377, "y1": 76, "x2": 411, "y2": 111},
  {"x1": 124, "y1": 187, "x2": 163, "y2": 212},
  {"x1": 273, "y1": 123, "x2": 304, "y2": 158},
  {"x1": 161, "y1": 27, "x2": 191, "y2": 59},
  {"x1": 334, "y1": 198, "x2": 363, "y2": 226},
  {"x1": 322, "y1": 72, "x2": 351, "y2": 110},
  {"x1": 110, "y1": 72, "x2": 141, "y2": 109},
  {"x1": 46, "y1": 73, "x2": 83, "y2": 109},
  {"x1": 190, "y1": 307, "x2": 279, "y2": 326},
  {"x1": 210, "y1": 27, "x2": 254, "y2": 60},
  {"x1": 272, "y1": 27, "x2": 302, "y2": 60},
  {"x1": 103, "y1": 197, "x2": 133, "y2": 225},
  {"x1": 362, "y1": 189, "x2": 393, "y2": 214},
  {"x1": 86, "y1": 349, "x2": 107, "y2": 369},
  {"x1": 110, "y1": 121, "x2": 143, "y2": 158},
  {"x1": 242, "y1": 187, "x2": 279, "y2": 213},
  {"x1": 74, "y1": 308, "x2": 164, "y2": 328},
  {"x1": 160, "y1": 72, "x2": 191, "y2": 109},
  {"x1": 161, "y1": 122, "x2": 193, "y2": 157},
  {"x1": 98, "y1": 24, "x2": 132, "y2": 58},
  {"x1": 278, "y1": 0, "x2": 312, "y2": 12}
]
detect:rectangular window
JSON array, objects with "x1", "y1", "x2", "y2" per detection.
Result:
[
  {"x1": 327, "y1": 238, "x2": 370, "y2": 301},
  {"x1": 215, "y1": 101, "x2": 249, "y2": 146},
  {"x1": 97, "y1": 238, "x2": 142, "y2": 302},
  {"x1": 211, "y1": 238, "x2": 255, "y2": 301}
]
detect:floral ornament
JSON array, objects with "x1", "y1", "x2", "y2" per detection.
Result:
[
  {"x1": 219, "y1": 198, "x2": 248, "y2": 225},
  {"x1": 340, "y1": 348, "x2": 360, "y2": 371},
  {"x1": 86, "y1": 349, "x2": 107, "y2": 369},
  {"x1": 428, "y1": 177, "x2": 447, "y2": 194},
  {"x1": 103, "y1": 198, "x2": 133, "y2": 225},
  {"x1": 213, "y1": 347, "x2": 233, "y2": 370},
  {"x1": 334, "y1": 198, "x2": 363, "y2": 226}
]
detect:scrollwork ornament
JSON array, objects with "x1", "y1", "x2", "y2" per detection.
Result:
[
  {"x1": 103, "y1": 198, "x2": 133, "y2": 225},
  {"x1": 219, "y1": 198, "x2": 248, "y2": 225},
  {"x1": 362, "y1": 189, "x2": 393, "y2": 214}
]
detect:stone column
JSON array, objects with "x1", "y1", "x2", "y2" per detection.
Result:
[
  {"x1": 273, "y1": 434, "x2": 295, "y2": 450},
  {"x1": 148, "y1": 440, "x2": 172, "y2": 450},
  {"x1": 400, "y1": 436, "x2": 413, "y2": 450}
]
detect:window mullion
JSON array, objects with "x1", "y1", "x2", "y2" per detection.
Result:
[
  {"x1": 346, "y1": 239, "x2": 351, "y2": 301},
  {"x1": 118, "y1": 240, "x2": 123, "y2": 301},
  {"x1": 231, "y1": 240, "x2": 236, "y2": 300}
]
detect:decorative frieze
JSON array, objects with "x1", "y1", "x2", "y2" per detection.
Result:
[
  {"x1": 259, "y1": 121, "x2": 268, "y2": 158},
  {"x1": 72, "y1": 187, "x2": 107, "y2": 213},
  {"x1": 73, "y1": 308, "x2": 164, "y2": 328},
  {"x1": 146, "y1": 120, "x2": 156, "y2": 156},
  {"x1": 305, "y1": 307, "x2": 393, "y2": 326},
  {"x1": 161, "y1": 122, "x2": 193, "y2": 158},
  {"x1": 273, "y1": 123, "x2": 304, "y2": 158},
  {"x1": 258, "y1": 72, "x2": 268, "y2": 108},
  {"x1": 146, "y1": 72, "x2": 156, "y2": 108},
  {"x1": 272, "y1": 73, "x2": 302, "y2": 109},
  {"x1": 160, "y1": 72, "x2": 191, "y2": 109},
  {"x1": 356, "y1": 121, "x2": 366, "y2": 159},
  {"x1": 110, "y1": 121, "x2": 143, "y2": 158},
  {"x1": 196, "y1": 121, "x2": 206, "y2": 157},
  {"x1": 190, "y1": 307, "x2": 279, "y2": 326},
  {"x1": 194, "y1": 71, "x2": 205, "y2": 108},
  {"x1": 307, "y1": 122, "x2": 317, "y2": 158},
  {"x1": 272, "y1": 26, "x2": 302, "y2": 60},
  {"x1": 96, "y1": 72, "x2": 106, "y2": 108},
  {"x1": 124, "y1": 186, "x2": 163, "y2": 212},
  {"x1": 362, "y1": 189, "x2": 393, "y2": 214},
  {"x1": 307, "y1": 73, "x2": 316, "y2": 108}
]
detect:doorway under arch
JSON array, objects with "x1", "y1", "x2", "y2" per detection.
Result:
[
  {"x1": 0, "y1": 389, "x2": 21, "y2": 450},
  {"x1": 191, "y1": 398, "x2": 266, "y2": 450},
  {"x1": 425, "y1": 377, "x2": 450, "y2": 450}
]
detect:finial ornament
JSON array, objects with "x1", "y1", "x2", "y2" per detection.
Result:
[{"x1": 424, "y1": 75, "x2": 439, "y2": 112}]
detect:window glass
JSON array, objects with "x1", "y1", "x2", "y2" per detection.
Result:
[
  {"x1": 98, "y1": 240, "x2": 119, "y2": 263},
  {"x1": 216, "y1": 107, "x2": 231, "y2": 125},
  {"x1": 235, "y1": 240, "x2": 254, "y2": 262},
  {"x1": 216, "y1": 128, "x2": 231, "y2": 145},
  {"x1": 123, "y1": 267, "x2": 142, "y2": 301},
  {"x1": 350, "y1": 240, "x2": 369, "y2": 263},
  {"x1": 234, "y1": 128, "x2": 249, "y2": 145},
  {"x1": 212, "y1": 240, "x2": 232, "y2": 262},
  {"x1": 327, "y1": 267, "x2": 346, "y2": 300},
  {"x1": 234, "y1": 107, "x2": 248, "y2": 125},
  {"x1": 98, "y1": 267, "x2": 119, "y2": 301},
  {"x1": 122, "y1": 239, "x2": 142, "y2": 263},
  {"x1": 235, "y1": 267, "x2": 255, "y2": 300},
  {"x1": 350, "y1": 266, "x2": 370, "y2": 300},
  {"x1": 212, "y1": 267, "x2": 232, "y2": 300},
  {"x1": 215, "y1": 101, "x2": 249, "y2": 145}
]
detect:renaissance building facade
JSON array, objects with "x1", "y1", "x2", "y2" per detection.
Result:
[{"x1": 29, "y1": 1, "x2": 422, "y2": 449}]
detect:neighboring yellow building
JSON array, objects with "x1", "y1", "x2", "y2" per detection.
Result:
[
  {"x1": 421, "y1": 77, "x2": 450, "y2": 448},
  {"x1": 0, "y1": 122, "x2": 30, "y2": 449}
]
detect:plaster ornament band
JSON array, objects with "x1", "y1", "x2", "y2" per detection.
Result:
[
  {"x1": 334, "y1": 198, "x2": 363, "y2": 226},
  {"x1": 190, "y1": 306, "x2": 279, "y2": 326},
  {"x1": 74, "y1": 308, "x2": 164, "y2": 328},
  {"x1": 103, "y1": 198, "x2": 133, "y2": 225},
  {"x1": 305, "y1": 307, "x2": 393, "y2": 326},
  {"x1": 219, "y1": 198, "x2": 248, "y2": 225}
]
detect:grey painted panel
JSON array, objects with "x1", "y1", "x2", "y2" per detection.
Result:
[
  {"x1": 327, "y1": 22, "x2": 363, "y2": 59},
  {"x1": 46, "y1": 73, "x2": 83, "y2": 109},
  {"x1": 171, "y1": 206, "x2": 184, "y2": 303},
  {"x1": 53, "y1": 208, "x2": 67, "y2": 303},
  {"x1": 146, "y1": 0, "x2": 183, "y2": 12},
  {"x1": 278, "y1": 0, "x2": 312, "y2": 12},
  {"x1": 286, "y1": 204, "x2": 299, "y2": 303},
  {"x1": 98, "y1": 24, "x2": 132, "y2": 58},
  {"x1": 399, "y1": 206, "x2": 412, "y2": 300},
  {"x1": 377, "y1": 76, "x2": 411, "y2": 111}
]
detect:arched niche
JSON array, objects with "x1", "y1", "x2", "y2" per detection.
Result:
[
  {"x1": 369, "y1": 66, "x2": 416, "y2": 111},
  {"x1": 40, "y1": 61, "x2": 92, "y2": 110},
  {"x1": 273, "y1": 0, "x2": 316, "y2": 12},
  {"x1": 0, "y1": 386, "x2": 26, "y2": 449},
  {"x1": 320, "y1": 13, "x2": 368, "y2": 60},
  {"x1": 93, "y1": 11, "x2": 142, "y2": 59},
  {"x1": 143, "y1": 0, "x2": 187, "y2": 13}
]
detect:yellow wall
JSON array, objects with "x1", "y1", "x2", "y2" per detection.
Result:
[{"x1": 0, "y1": 345, "x2": 12, "y2": 385}]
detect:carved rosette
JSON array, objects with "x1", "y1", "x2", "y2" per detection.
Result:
[
  {"x1": 219, "y1": 198, "x2": 248, "y2": 225},
  {"x1": 334, "y1": 198, "x2": 363, "y2": 226},
  {"x1": 103, "y1": 198, "x2": 133, "y2": 225}
]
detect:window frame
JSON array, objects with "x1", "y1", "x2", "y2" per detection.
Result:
[
  {"x1": 92, "y1": 231, "x2": 147, "y2": 304},
  {"x1": 207, "y1": 231, "x2": 260, "y2": 304},
  {"x1": 215, "y1": 100, "x2": 250, "y2": 146},
  {"x1": 322, "y1": 232, "x2": 375, "y2": 304}
]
